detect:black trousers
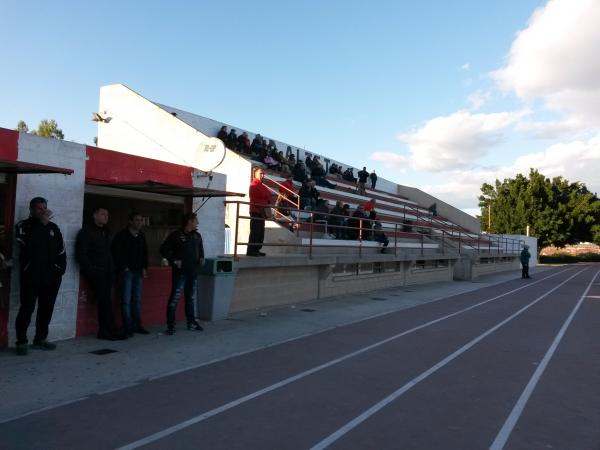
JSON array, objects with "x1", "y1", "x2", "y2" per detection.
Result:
[
  {"x1": 522, "y1": 263, "x2": 530, "y2": 278},
  {"x1": 15, "y1": 280, "x2": 61, "y2": 344},
  {"x1": 86, "y1": 271, "x2": 116, "y2": 336},
  {"x1": 247, "y1": 212, "x2": 265, "y2": 255}
]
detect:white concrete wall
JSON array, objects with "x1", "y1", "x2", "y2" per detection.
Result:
[
  {"x1": 193, "y1": 170, "x2": 227, "y2": 257},
  {"x1": 397, "y1": 184, "x2": 481, "y2": 233},
  {"x1": 501, "y1": 234, "x2": 538, "y2": 267},
  {"x1": 98, "y1": 83, "x2": 237, "y2": 256},
  {"x1": 9, "y1": 134, "x2": 86, "y2": 344}
]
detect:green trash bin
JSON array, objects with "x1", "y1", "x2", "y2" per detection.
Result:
[{"x1": 197, "y1": 257, "x2": 236, "y2": 321}]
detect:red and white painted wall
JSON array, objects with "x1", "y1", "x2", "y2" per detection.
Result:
[{"x1": 0, "y1": 127, "x2": 228, "y2": 349}]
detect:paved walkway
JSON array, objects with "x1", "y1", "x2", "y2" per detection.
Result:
[{"x1": 2, "y1": 264, "x2": 598, "y2": 449}]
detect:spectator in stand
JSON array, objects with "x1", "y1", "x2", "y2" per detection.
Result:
[
  {"x1": 365, "y1": 209, "x2": 377, "y2": 240},
  {"x1": 288, "y1": 153, "x2": 296, "y2": 167},
  {"x1": 14, "y1": 198, "x2": 66, "y2": 355},
  {"x1": 313, "y1": 199, "x2": 330, "y2": 225},
  {"x1": 357, "y1": 167, "x2": 369, "y2": 196},
  {"x1": 329, "y1": 164, "x2": 338, "y2": 175},
  {"x1": 278, "y1": 151, "x2": 291, "y2": 176},
  {"x1": 247, "y1": 167, "x2": 273, "y2": 256},
  {"x1": 343, "y1": 167, "x2": 357, "y2": 183},
  {"x1": 286, "y1": 146, "x2": 294, "y2": 158},
  {"x1": 226, "y1": 129, "x2": 238, "y2": 151},
  {"x1": 310, "y1": 158, "x2": 337, "y2": 189},
  {"x1": 238, "y1": 132, "x2": 251, "y2": 155},
  {"x1": 268, "y1": 140, "x2": 278, "y2": 154},
  {"x1": 263, "y1": 149, "x2": 280, "y2": 171},
  {"x1": 292, "y1": 161, "x2": 308, "y2": 183},
  {"x1": 428, "y1": 203, "x2": 438, "y2": 216},
  {"x1": 299, "y1": 179, "x2": 319, "y2": 210},
  {"x1": 370, "y1": 170, "x2": 378, "y2": 189},
  {"x1": 363, "y1": 198, "x2": 377, "y2": 214},
  {"x1": 217, "y1": 125, "x2": 228, "y2": 142},
  {"x1": 112, "y1": 212, "x2": 149, "y2": 337},
  {"x1": 347, "y1": 205, "x2": 367, "y2": 240},
  {"x1": 373, "y1": 221, "x2": 389, "y2": 253},
  {"x1": 305, "y1": 154, "x2": 314, "y2": 172},
  {"x1": 251, "y1": 134, "x2": 264, "y2": 160},
  {"x1": 160, "y1": 213, "x2": 205, "y2": 335},
  {"x1": 276, "y1": 174, "x2": 296, "y2": 216},
  {"x1": 329, "y1": 200, "x2": 347, "y2": 239}
]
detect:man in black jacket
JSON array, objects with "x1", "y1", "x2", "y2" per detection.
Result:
[
  {"x1": 14, "y1": 197, "x2": 66, "y2": 355},
  {"x1": 160, "y1": 212, "x2": 205, "y2": 335},
  {"x1": 112, "y1": 212, "x2": 149, "y2": 337},
  {"x1": 76, "y1": 207, "x2": 124, "y2": 340}
]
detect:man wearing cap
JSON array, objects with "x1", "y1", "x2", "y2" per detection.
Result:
[
  {"x1": 520, "y1": 245, "x2": 532, "y2": 279},
  {"x1": 14, "y1": 197, "x2": 66, "y2": 355}
]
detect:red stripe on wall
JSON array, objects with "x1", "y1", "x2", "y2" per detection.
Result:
[
  {"x1": 0, "y1": 128, "x2": 19, "y2": 161},
  {"x1": 85, "y1": 146, "x2": 193, "y2": 186}
]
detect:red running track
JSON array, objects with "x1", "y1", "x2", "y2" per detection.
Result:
[{"x1": 1, "y1": 264, "x2": 598, "y2": 450}]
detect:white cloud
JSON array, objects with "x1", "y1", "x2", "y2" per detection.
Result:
[
  {"x1": 391, "y1": 109, "x2": 528, "y2": 171},
  {"x1": 467, "y1": 90, "x2": 491, "y2": 110},
  {"x1": 420, "y1": 133, "x2": 600, "y2": 211},
  {"x1": 460, "y1": 63, "x2": 471, "y2": 70},
  {"x1": 492, "y1": 0, "x2": 600, "y2": 126}
]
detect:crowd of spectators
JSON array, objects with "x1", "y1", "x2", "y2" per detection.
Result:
[{"x1": 216, "y1": 125, "x2": 379, "y2": 196}]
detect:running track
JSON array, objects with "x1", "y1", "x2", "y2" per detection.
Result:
[{"x1": 2, "y1": 264, "x2": 599, "y2": 450}]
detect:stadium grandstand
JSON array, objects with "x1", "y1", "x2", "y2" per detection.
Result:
[{"x1": 94, "y1": 84, "x2": 531, "y2": 313}]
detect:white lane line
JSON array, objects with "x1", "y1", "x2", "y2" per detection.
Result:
[
  {"x1": 116, "y1": 269, "x2": 573, "y2": 450},
  {"x1": 489, "y1": 269, "x2": 600, "y2": 450},
  {"x1": 309, "y1": 268, "x2": 588, "y2": 450},
  {"x1": 0, "y1": 397, "x2": 90, "y2": 425}
]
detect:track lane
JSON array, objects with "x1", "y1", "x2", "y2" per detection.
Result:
[
  {"x1": 501, "y1": 269, "x2": 600, "y2": 450},
  {"x1": 313, "y1": 267, "x2": 595, "y2": 450}
]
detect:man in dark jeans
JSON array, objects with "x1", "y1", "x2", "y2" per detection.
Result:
[
  {"x1": 14, "y1": 197, "x2": 66, "y2": 355},
  {"x1": 247, "y1": 167, "x2": 273, "y2": 256},
  {"x1": 76, "y1": 207, "x2": 125, "y2": 340},
  {"x1": 112, "y1": 212, "x2": 149, "y2": 337},
  {"x1": 161, "y1": 212, "x2": 205, "y2": 335}
]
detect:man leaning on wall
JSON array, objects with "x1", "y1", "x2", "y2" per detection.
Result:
[{"x1": 14, "y1": 197, "x2": 66, "y2": 355}]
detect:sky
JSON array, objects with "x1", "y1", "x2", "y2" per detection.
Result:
[{"x1": 1, "y1": 0, "x2": 599, "y2": 216}]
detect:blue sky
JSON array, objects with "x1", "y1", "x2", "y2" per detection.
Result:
[{"x1": 1, "y1": 0, "x2": 599, "y2": 214}]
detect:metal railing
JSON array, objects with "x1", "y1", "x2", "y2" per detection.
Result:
[{"x1": 225, "y1": 200, "x2": 525, "y2": 260}]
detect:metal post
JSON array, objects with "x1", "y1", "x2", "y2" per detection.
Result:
[
  {"x1": 309, "y1": 212, "x2": 314, "y2": 259},
  {"x1": 458, "y1": 232, "x2": 462, "y2": 254},
  {"x1": 233, "y1": 202, "x2": 240, "y2": 260},
  {"x1": 442, "y1": 229, "x2": 445, "y2": 254},
  {"x1": 358, "y1": 219, "x2": 363, "y2": 258},
  {"x1": 394, "y1": 223, "x2": 398, "y2": 257}
]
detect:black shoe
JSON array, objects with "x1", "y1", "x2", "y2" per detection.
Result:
[
  {"x1": 187, "y1": 321, "x2": 204, "y2": 331},
  {"x1": 135, "y1": 327, "x2": 150, "y2": 335},
  {"x1": 31, "y1": 340, "x2": 57, "y2": 350},
  {"x1": 246, "y1": 252, "x2": 260, "y2": 257},
  {"x1": 16, "y1": 343, "x2": 28, "y2": 356},
  {"x1": 166, "y1": 328, "x2": 175, "y2": 336},
  {"x1": 257, "y1": 251, "x2": 266, "y2": 256}
]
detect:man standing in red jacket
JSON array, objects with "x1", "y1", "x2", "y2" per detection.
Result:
[{"x1": 247, "y1": 167, "x2": 273, "y2": 256}]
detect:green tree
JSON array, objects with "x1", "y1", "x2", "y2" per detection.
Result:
[
  {"x1": 478, "y1": 169, "x2": 600, "y2": 248},
  {"x1": 15, "y1": 120, "x2": 29, "y2": 133},
  {"x1": 33, "y1": 119, "x2": 64, "y2": 139}
]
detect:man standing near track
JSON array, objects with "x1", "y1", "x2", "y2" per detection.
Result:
[
  {"x1": 14, "y1": 197, "x2": 66, "y2": 355},
  {"x1": 520, "y1": 244, "x2": 531, "y2": 279}
]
